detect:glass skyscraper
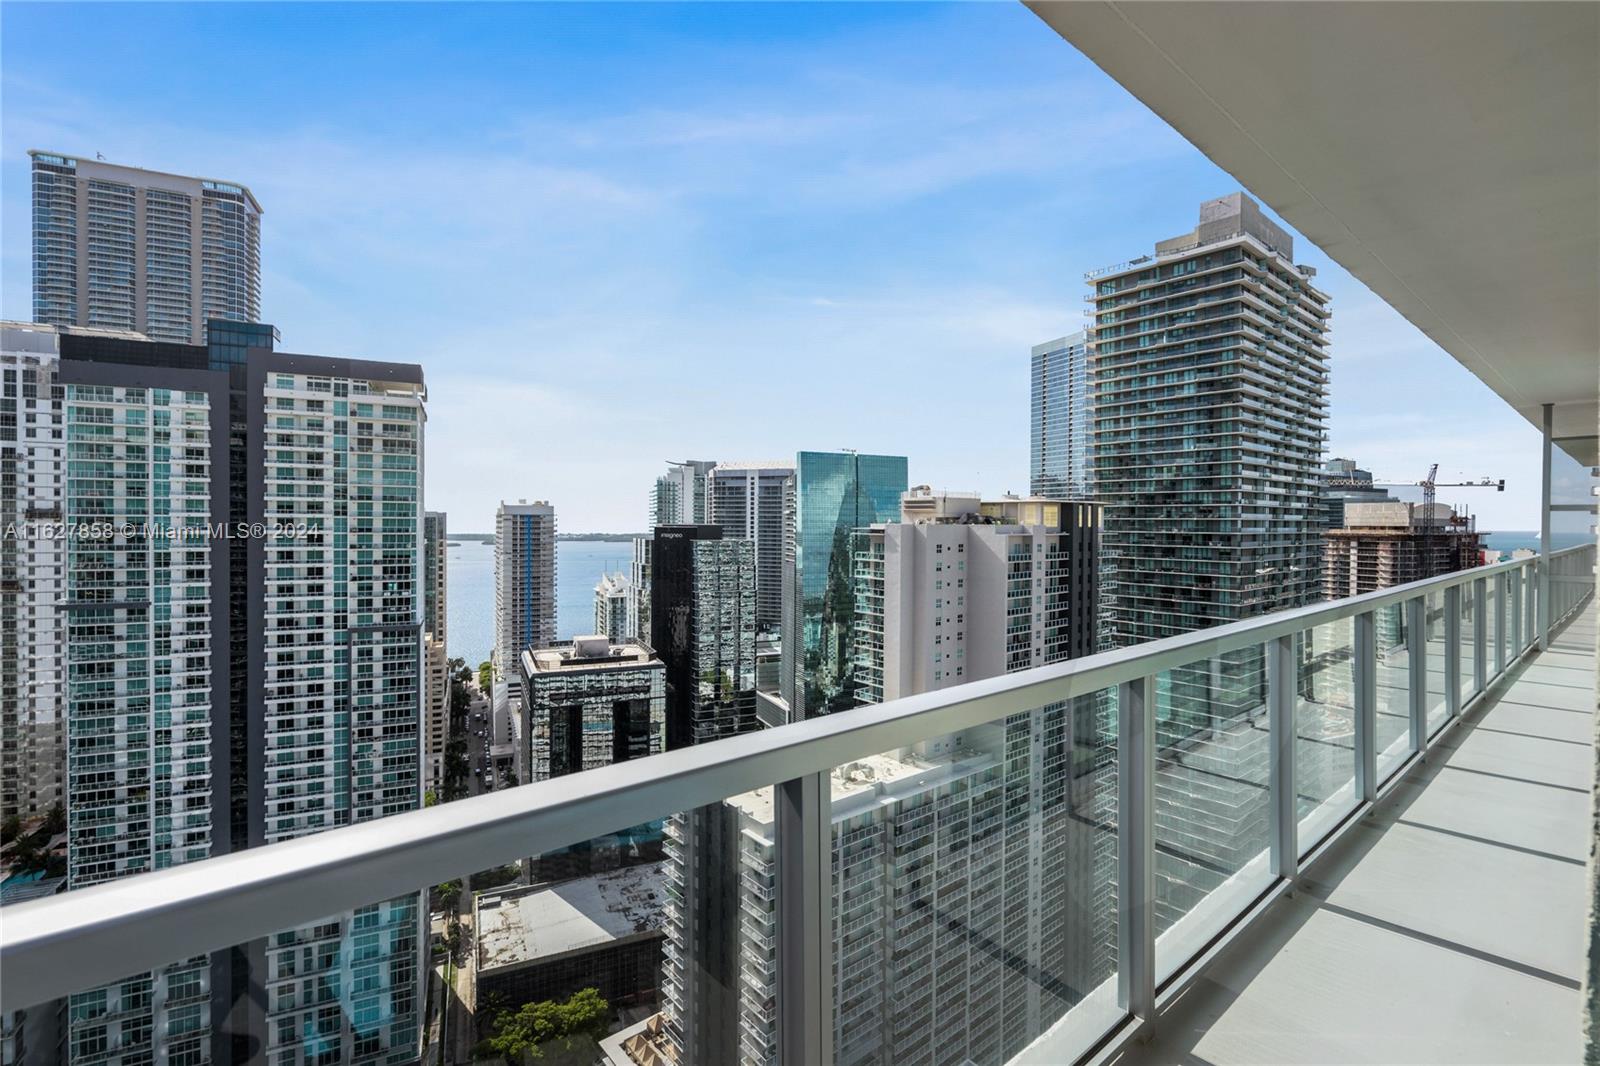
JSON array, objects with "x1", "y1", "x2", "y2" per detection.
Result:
[
  {"x1": 5, "y1": 320, "x2": 428, "y2": 1066},
  {"x1": 1030, "y1": 332, "x2": 1092, "y2": 499},
  {"x1": 780, "y1": 451, "x2": 907, "y2": 719},
  {"x1": 650, "y1": 525, "x2": 759, "y2": 749}
]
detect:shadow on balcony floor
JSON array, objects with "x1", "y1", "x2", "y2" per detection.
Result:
[{"x1": 1111, "y1": 601, "x2": 1596, "y2": 1066}]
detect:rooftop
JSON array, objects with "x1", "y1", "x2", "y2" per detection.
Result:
[
  {"x1": 523, "y1": 637, "x2": 658, "y2": 675},
  {"x1": 28, "y1": 149, "x2": 263, "y2": 213},
  {"x1": 477, "y1": 861, "x2": 668, "y2": 972}
]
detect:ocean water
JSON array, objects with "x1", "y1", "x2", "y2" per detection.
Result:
[
  {"x1": 445, "y1": 538, "x2": 635, "y2": 667},
  {"x1": 1482, "y1": 530, "x2": 1591, "y2": 555}
]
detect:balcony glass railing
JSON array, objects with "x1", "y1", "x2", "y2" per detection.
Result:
[{"x1": 1, "y1": 545, "x2": 1593, "y2": 1066}]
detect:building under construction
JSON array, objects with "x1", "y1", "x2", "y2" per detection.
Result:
[{"x1": 1323, "y1": 500, "x2": 1484, "y2": 599}]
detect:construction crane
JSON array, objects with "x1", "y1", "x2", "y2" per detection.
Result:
[{"x1": 1372, "y1": 464, "x2": 1504, "y2": 526}]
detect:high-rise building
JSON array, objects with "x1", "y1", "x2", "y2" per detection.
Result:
[
  {"x1": 663, "y1": 490, "x2": 1110, "y2": 1066},
  {"x1": 707, "y1": 462, "x2": 793, "y2": 633},
  {"x1": 677, "y1": 724, "x2": 1114, "y2": 1066},
  {"x1": 29, "y1": 151, "x2": 262, "y2": 346},
  {"x1": 649, "y1": 526, "x2": 761, "y2": 1064},
  {"x1": 649, "y1": 525, "x2": 759, "y2": 750},
  {"x1": 1087, "y1": 194, "x2": 1331, "y2": 953},
  {"x1": 649, "y1": 459, "x2": 716, "y2": 527},
  {"x1": 1323, "y1": 501, "x2": 1484, "y2": 601},
  {"x1": 493, "y1": 500, "x2": 556, "y2": 683},
  {"x1": 0, "y1": 324, "x2": 71, "y2": 824},
  {"x1": 517, "y1": 636, "x2": 665, "y2": 879},
  {"x1": 423, "y1": 511, "x2": 448, "y2": 641},
  {"x1": 1088, "y1": 191, "x2": 1329, "y2": 652},
  {"x1": 593, "y1": 571, "x2": 634, "y2": 641},
  {"x1": 1030, "y1": 332, "x2": 1093, "y2": 499},
  {"x1": 781, "y1": 451, "x2": 907, "y2": 720},
  {"x1": 854, "y1": 489, "x2": 1100, "y2": 704},
  {"x1": 1318, "y1": 457, "x2": 1393, "y2": 530},
  {"x1": 630, "y1": 536, "x2": 652, "y2": 647},
  {"x1": 423, "y1": 512, "x2": 449, "y2": 790},
  {"x1": 2, "y1": 320, "x2": 427, "y2": 1066}
]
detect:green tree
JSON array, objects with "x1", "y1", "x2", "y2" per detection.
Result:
[
  {"x1": 478, "y1": 988, "x2": 609, "y2": 1064},
  {"x1": 478, "y1": 660, "x2": 494, "y2": 693},
  {"x1": 1, "y1": 814, "x2": 21, "y2": 845},
  {"x1": 424, "y1": 789, "x2": 439, "y2": 808},
  {"x1": 43, "y1": 801, "x2": 65, "y2": 836}
]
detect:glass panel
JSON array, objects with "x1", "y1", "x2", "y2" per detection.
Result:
[
  {"x1": 834, "y1": 690, "x2": 1123, "y2": 1065},
  {"x1": 1374, "y1": 601, "x2": 1416, "y2": 781},
  {"x1": 5, "y1": 793, "x2": 765, "y2": 1066},
  {"x1": 1296, "y1": 620, "x2": 1358, "y2": 851},
  {"x1": 1423, "y1": 589, "x2": 1449, "y2": 734},
  {"x1": 1459, "y1": 583, "x2": 1478, "y2": 701},
  {"x1": 1152, "y1": 646, "x2": 1272, "y2": 981}
]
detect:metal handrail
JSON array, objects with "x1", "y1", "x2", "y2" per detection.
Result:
[{"x1": 0, "y1": 545, "x2": 1593, "y2": 1018}]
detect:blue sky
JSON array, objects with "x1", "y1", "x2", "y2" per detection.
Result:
[{"x1": 1, "y1": 2, "x2": 1557, "y2": 533}]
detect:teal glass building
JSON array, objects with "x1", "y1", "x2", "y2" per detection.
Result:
[{"x1": 780, "y1": 451, "x2": 908, "y2": 719}]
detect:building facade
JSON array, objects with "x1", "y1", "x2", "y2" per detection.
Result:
[
  {"x1": 1323, "y1": 501, "x2": 1484, "y2": 603},
  {"x1": 1029, "y1": 332, "x2": 1093, "y2": 499},
  {"x1": 662, "y1": 489, "x2": 1111, "y2": 1066},
  {"x1": 423, "y1": 512, "x2": 449, "y2": 790},
  {"x1": 517, "y1": 637, "x2": 665, "y2": 880},
  {"x1": 1089, "y1": 191, "x2": 1329, "y2": 649},
  {"x1": 593, "y1": 571, "x2": 634, "y2": 642},
  {"x1": 673, "y1": 730, "x2": 1114, "y2": 1066},
  {"x1": 30, "y1": 152, "x2": 262, "y2": 346},
  {"x1": 649, "y1": 525, "x2": 759, "y2": 750},
  {"x1": 493, "y1": 501, "x2": 556, "y2": 683},
  {"x1": 854, "y1": 490, "x2": 1100, "y2": 704},
  {"x1": 423, "y1": 511, "x2": 447, "y2": 641},
  {"x1": 2, "y1": 320, "x2": 427, "y2": 1066},
  {"x1": 0, "y1": 324, "x2": 70, "y2": 824},
  {"x1": 781, "y1": 451, "x2": 907, "y2": 720},
  {"x1": 647, "y1": 526, "x2": 761, "y2": 1065},
  {"x1": 648, "y1": 460, "x2": 716, "y2": 528},
  {"x1": 706, "y1": 462, "x2": 793, "y2": 633},
  {"x1": 629, "y1": 536, "x2": 652, "y2": 650},
  {"x1": 518, "y1": 637, "x2": 664, "y2": 782},
  {"x1": 1088, "y1": 192, "x2": 1328, "y2": 742}
]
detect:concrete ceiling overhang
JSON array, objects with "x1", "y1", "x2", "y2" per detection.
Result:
[{"x1": 1028, "y1": 1, "x2": 1599, "y2": 465}]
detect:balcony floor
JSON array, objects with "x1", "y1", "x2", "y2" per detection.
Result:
[{"x1": 1118, "y1": 600, "x2": 1596, "y2": 1066}]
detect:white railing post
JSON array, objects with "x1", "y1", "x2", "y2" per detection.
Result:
[
  {"x1": 1117, "y1": 674, "x2": 1155, "y2": 1020},
  {"x1": 1407, "y1": 597, "x2": 1427, "y2": 754},
  {"x1": 777, "y1": 771, "x2": 833, "y2": 1066},
  {"x1": 1268, "y1": 636, "x2": 1298, "y2": 880},
  {"x1": 1354, "y1": 611, "x2": 1377, "y2": 801},
  {"x1": 1527, "y1": 561, "x2": 1539, "y2": 652},
  {"x1": 1509, "y1": 569, "x2": 1523, "y2": 658},
  {"x1": 1472, "y1": 577, "x2": 1487, "y2": 698},
  {"x1": 1493, "y1": 572, "x2": 1507, "y2": 679},
  {"x1": 1539, "y1": 403, "x2": 1553, "y2": 649},
  {"x1": 1445, "y1": 585, "x2": 1463, "y2": 718}
]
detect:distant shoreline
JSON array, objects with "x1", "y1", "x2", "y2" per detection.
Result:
[{"x1": 450, "y1": 532, "x2": 644, "y2": 543}]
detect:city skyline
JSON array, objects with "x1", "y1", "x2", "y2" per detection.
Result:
[{"x1": 0, "y1": 2, "x2": 1555, "y2": 533}]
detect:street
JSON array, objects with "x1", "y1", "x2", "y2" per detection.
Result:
[{"x1": 465, "y1": 683, "x2": 493, "y2": 796}]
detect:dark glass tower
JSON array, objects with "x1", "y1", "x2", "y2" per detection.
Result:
[
  {"x1": 650, "y1": 525, "x2": 759, "y2": 750},
  {"x1": 649, "y1": 525, "x2": 760, "y2": 1066}
]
